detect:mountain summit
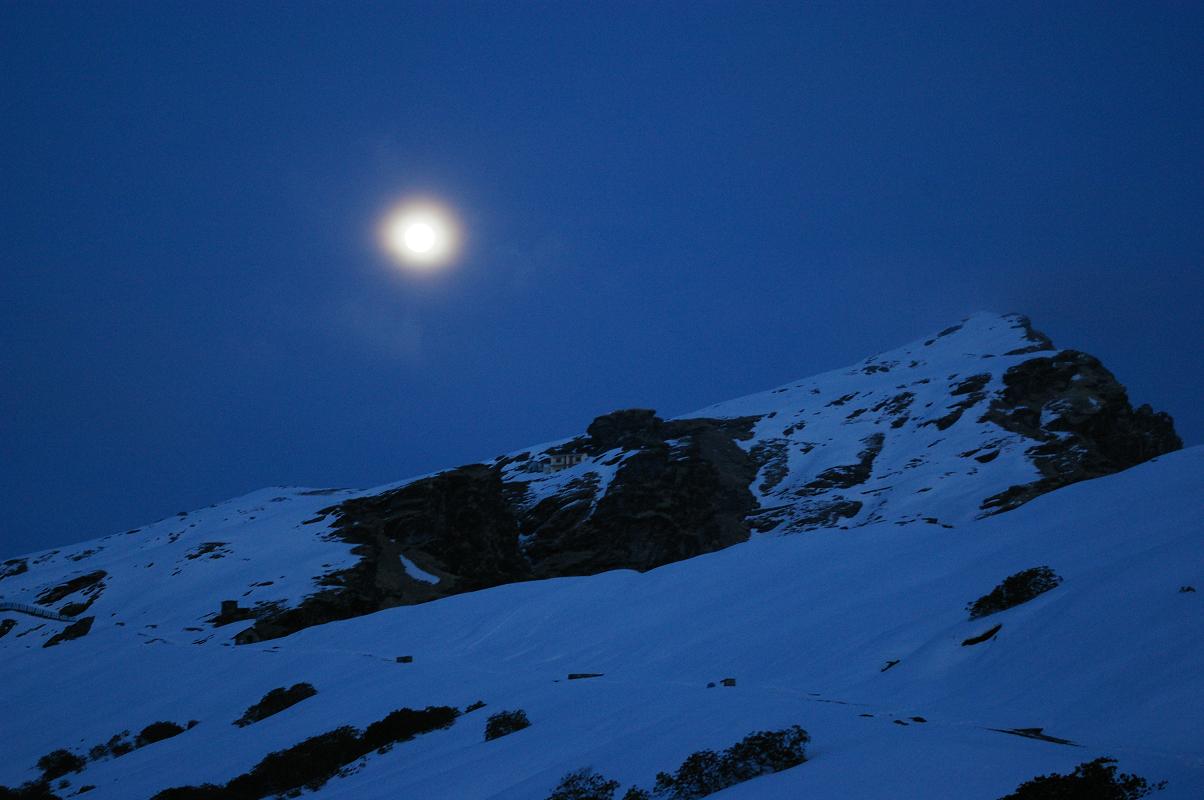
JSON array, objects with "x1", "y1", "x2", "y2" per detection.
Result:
[{"x1": 1, "y1": 312, "x2": 1197, "y2": 800}]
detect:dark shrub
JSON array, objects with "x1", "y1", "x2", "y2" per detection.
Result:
[
  {"x1": 651, "y1": 726, "x2": 809, "y2": 800},
  {"x1": 0, "y1": 782, "x2": 62, "y2": 800},
  {"x1": 230, "y1": 726, "x2": 362, "y2": 796},
  {"x1": 149, "y1": 785, "x2": 227, "y2": 800},
  {"x1": 136, "y1": 721, "x2": 186, "y2": 748},
  {"x1": 968, "y1": 567, "x2": 1062, "y2": 618},
  {"x1": 108, "y1": 734, "x2": 134, "y2": 758},
  {"x1": 622, "y1": 789, "x2": 651, "y2": 800},
  {"x1": 464, "y1": 700, "x2": 487, "y2": 713},
  {"x1": 547, "y1": 767, "x2": 620, "y2": 800},
  {"x1": 86, "y1": 731, "x2": 132, "y2": 762},
  {"x1": 151, "y1": 705, "x2": 459, "y2": 800},
  {"x1": 233, "y1": 683, "x2": 317, "y2": 727},
  {"x1": 363, "y1": 705, "x2": 459, "y2": 752},
  {"x1": 998, "y1": 757, "x2": 1165, "y2": 799},
  {"x1": 485, "y1": 709, "x2": 530, "y2": 741},
  {"x1": 654, "y1": 751, "x2": 724, "y2": 800},
  {"x1": 35, "y1": 750, "x2": 84, "y2": 781},
  {"x1": 719, "y1": 727, "x2": 812, "y2": 782}
]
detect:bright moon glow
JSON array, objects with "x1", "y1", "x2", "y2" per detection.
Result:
[{"x1": 380, "y1": 201, "x2": 460, "y2": 269}]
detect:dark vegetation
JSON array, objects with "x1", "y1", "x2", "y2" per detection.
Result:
[
  {"x1": 546, "y1": 726, "x2": 810, "y2": 800},
  {"x1": 968, "y1": 567, "x2": 1062, "y2": 618},
  {"x1": 233, "y1": 683, "x2": 317, "y2": 727},
  {"x1": 135, "y1": 722, "x2": 187, "y2": 748},
  {"x1": 547, "y1": 768, "x2": 619, "y2": 800},
  {"x1": 150, "y1": 705, "x2": 458, "y2": 800},
  {"x1": 997, "y1": 758, "x2": 1164, "y2": 799},
  {"x1": 4, "y1": 717, "x2": 199, "y2": 795},
  {"x1": 35, "y1": 751, "x2": 84, "y2": 781},
  {"x1": 0, "y1": 784, "x2": 61, "y2": 800},
  {"x1": 652, "y1": 726, "x2": 810, "y2": 799},
  {"x1": 484, "y1": 709, "x2": 530, "y2": 741}
]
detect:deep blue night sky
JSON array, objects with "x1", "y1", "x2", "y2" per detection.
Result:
[{"x1": 2, "y1": 2, "x2": 1201, "y2": 557}]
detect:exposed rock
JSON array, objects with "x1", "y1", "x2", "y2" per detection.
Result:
[
  {"x1": 980, "y1": 351, "x2": 1181, "y2": 513},
  {"x1": 1, "y1": 558, "x2": 29, "y2": 581},
  {"x1": 923, "y1": 374, "x2": 991, "y2": 431},
  {"x1": 799, "y1": 434, "x2": 885, "y2": 495},
  {"x1": 749, "y1": 439, "x2": 790, "y2": 494},
  {"x1": 961, "y1": 623, "x2": 1002, "y2": 646},
  {"x1": 788, "y1": 499, "x2": 864, "y2": 531},
  {"x1": 34, "y1": 570, "x2": 107, "y2": 617},
  {"x1": 237, "y1": 412, "x2": 758, "y2": 642},
  {"x1": 585, "y1": 408, "x2": 663, "y2": 452},
  {"x1": 240, "y1": 464, "x2": 527, "y2": 642},
  {"x1": 526, "y1": 418, "x2": 758, "y2": 576},
  {"x1": 1002, "y1": 314, "x2": 1056, "y2": 355},
  {"x1": 43, "y1": 616, "x2": 94, "y2": 648}
]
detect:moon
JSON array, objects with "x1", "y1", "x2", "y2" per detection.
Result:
[{"x1": 380, "y1": 201, "x2": 461, "y2": 269}]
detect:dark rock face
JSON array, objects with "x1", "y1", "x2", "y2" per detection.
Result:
[
  {"x1": 980, "y1": 350, "x2": 1182, "y2": 513},
  {"x1": 585, "y1": 408, "x2": 663, "y2": 452},
  {"x1": 0, "y1": 558, "x2": 29, "y2": 582},
  {"x1": 239, "y1": 412, "x2": 758, "y2": 642},
  {"x1": 524, "y1": 417, "x2": 759, "y2": 576},
  {"x1": 800, "y1": 434, "x2": 885, "y2": 495},
  {"x1": 240, "y1": 464, "x2": 528, "y2": 642},
  {"x1": 36, "y1": 570, "x2": 106, "y2": 605}
]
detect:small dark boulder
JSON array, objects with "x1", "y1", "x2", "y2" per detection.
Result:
[{"x1": 43, "y1": 617, "x2": 94, "y2": 648}]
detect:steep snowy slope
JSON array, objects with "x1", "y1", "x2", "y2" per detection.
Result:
[{"x1": 0, "y1": 313, "x2": 1197, "y2": 799}]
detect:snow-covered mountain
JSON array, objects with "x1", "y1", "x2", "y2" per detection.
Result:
[{"x1": 1, "y1": 312, "x2": 1199, "y2": 800}]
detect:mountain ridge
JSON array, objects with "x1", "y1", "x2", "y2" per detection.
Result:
[
  {"x1": 0, "y1": 312, "x2": 1181, "y2": 649},
  {"x1": 0, "y1": 311, "x2": 1199, "y2": 800}
]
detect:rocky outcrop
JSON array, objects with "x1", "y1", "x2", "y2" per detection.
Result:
[
  {"x1": 523, "y1": 416, "x2": 759, "y2": 576},
  {"x1": 43, "y1": 616, "x2": 94, "y2": 648},
  {"x1": 238, "y1": 412, "x2": 759, "y2": 642},
  {"x1": 980, "y1": 350, "x2": 1182, "y2": 513},
  {"x1": 238, "y1": 464, "x2": 528, "y2": 642}
]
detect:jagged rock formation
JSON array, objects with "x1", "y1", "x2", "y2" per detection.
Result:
[
  {"x1": 240, "y1": 413, "x2": 759, "y2": 642},
  {"x1": 979, "y1": 351, "x2": 1182, "y2": 512}
]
